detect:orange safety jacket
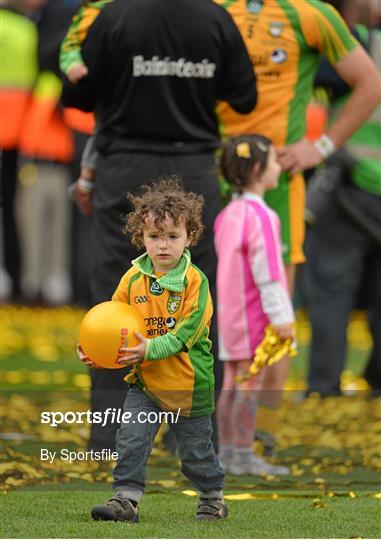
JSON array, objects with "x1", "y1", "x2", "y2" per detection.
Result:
[
  {"x1": 63, "y1": 107, "x2": 95, "y2": 135},
  {"x1": 0, "y1": 8, "x2": 38, "y2": 149},
  {"x1": 19, "y1": 71, "x2": 74, "y2": 163}
]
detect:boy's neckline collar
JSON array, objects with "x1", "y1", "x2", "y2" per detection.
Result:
[{"x1": 131, "y1": 249, "x2": 191, "y2": 292}]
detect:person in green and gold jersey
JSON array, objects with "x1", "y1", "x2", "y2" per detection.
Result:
[{"x1": 216, "y1": 0, "x2": 380, "y2": 462}]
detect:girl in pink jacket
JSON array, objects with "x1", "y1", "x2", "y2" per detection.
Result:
[{"x1": 215, "y1": 135, "x2": 294, "y2": 476}]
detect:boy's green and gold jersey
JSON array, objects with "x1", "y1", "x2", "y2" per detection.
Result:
[
  {"x1": 112, "y1": 251, "x2": 215, "y2": 417},
  {"x1": 216, "y1": 0, "x2": 358, "y2": 146}
]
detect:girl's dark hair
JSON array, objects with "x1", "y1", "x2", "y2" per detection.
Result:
[{"x1": 221, "y1": 134, "x2": 273, "y2": 191}]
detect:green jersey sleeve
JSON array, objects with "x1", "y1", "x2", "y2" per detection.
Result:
[
  {"x1": 301, "y1": 1, "x2": 359, "y2": 65},
  {"x1": 60, "y1": 0, "x2": 112, "y2": 75}
]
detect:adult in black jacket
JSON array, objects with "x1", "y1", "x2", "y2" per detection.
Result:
[{"x1": 63, "y1": 0, "x2": 257, "y2": 452}]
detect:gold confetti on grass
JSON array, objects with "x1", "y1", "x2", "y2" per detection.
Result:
[
  {"x1": 2, "y1": 306, "x2": 372, "y2": 364},
  {"x1": 1, "y1": 306, "x2": 84, "y2": 360},
  {"x1": 1, "y1": 390, "x2": 380, "y2": 490},
  {"x1": 312, "y1": 498, "x2": 327, "y2": 509},
  {"x1": 1, "y1": 307, "x2": 380, "y2": 492},
  {"x1": 155, "y1": 480, "x2": 178, "y2": 488}
]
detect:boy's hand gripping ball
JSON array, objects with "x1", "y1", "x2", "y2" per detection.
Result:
[{"x1": 79, "y1": 301, "x2": 146, "y2": 369}]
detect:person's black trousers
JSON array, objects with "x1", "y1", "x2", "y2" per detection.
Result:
[
  {"x1": 1, "y1": 148, "x2": 21, "y2": 298},
  {"x1": 302, "y1": 187, "x2": 381, "y2": 396},
  {"x1": 88, "y1": 151, "x2": 223, "y2": 451}
]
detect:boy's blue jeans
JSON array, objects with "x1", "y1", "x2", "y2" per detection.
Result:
[{"x1": 112, "y1": 385, "x2": 225, "y2": 503}]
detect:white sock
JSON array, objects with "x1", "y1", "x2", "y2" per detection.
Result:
[
  {"x1": 232, "y1": 446, "x2": 252, "y2": 465},
  {"x1": 218, "y1": 444, "x2": 233, "y2": 463}
]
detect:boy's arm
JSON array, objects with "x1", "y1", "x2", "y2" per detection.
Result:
[
  {"x1": 145, "y1": 334, "x2": 184, "y2": 361},
  {"x1": 118, "y1": 332, "x2": 184, "y2": 365}
]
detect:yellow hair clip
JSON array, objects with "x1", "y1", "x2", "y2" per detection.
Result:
[{"x1": 236, "y1": 142, "x2": 251, "y2": 159}]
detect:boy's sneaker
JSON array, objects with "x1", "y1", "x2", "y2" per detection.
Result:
[
  {"x1": 195, "y1": 498, "x2": 228, "y2": 521},
  {"x1": 251, "y1": 455, "x2": 290, "y2": 476},
  {"x1": 91, "y1": 496, "x2": 139, "y2": 522}
]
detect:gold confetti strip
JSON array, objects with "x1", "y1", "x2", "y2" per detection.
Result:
[
  {"x1": 312, "y1": 498, "x2": 327, "y2": 509},
  {"x1": 182, "y1": 490, "x2": 197, "y2": 497},
  {"x1": 225, "y1": 494, "x2": 255, "y2": 501},
  {"x1": 182, "y1": 492, "x2": 377, "y2": 502},
  {"x1": 155, "y1": 480, "x2": 178, "y2": 488}
]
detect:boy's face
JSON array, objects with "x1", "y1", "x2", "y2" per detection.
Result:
[{"x1": 143, "y1": 213, "x2": 190, "y2": 273}]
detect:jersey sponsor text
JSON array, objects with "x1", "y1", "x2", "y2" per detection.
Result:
[{"x1": 133, "y1": 56, "x2": 216, "y2": 79}]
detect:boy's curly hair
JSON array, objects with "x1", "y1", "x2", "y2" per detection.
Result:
[{"x1": 124, "y1": 177, "x2": 204, "y2": 249}]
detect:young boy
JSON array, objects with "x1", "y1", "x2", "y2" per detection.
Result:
[{"x1": 78, "y1": 178, "x2": 227, "y2": 522}]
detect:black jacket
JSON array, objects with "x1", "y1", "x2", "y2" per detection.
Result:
[{"x1": 62, "y1": 0, "x2": 257, "y2": 154}]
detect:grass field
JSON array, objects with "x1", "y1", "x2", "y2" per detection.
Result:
[
  {"x1": 1, "y1": 306, "x2": 381, "y2": 538},
  {"x1": 1, "y1": 490, "x2": 380, "y2": 538}
]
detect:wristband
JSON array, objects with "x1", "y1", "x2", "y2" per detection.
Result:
[
  {"x1": 77, "y1": 177, "x2": 95, "y2": 194},
  {"x1": 314, "y1": 134, "x2": 336, "y2": 159}
]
